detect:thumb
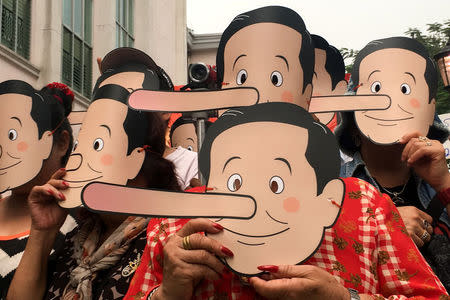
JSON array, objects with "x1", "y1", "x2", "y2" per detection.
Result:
[{"x1": 259, "y1": 264, "x2": 313, "y2": 279}]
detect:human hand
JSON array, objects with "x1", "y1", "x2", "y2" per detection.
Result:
[
  {"x1": 156, "y1": 218, "x2": 234, "y2": 300},
  {"x1": 400, "y1": 132, "x2": 450, "y2": 192},
  {"x1": 28, "y1": 168, "x2": 69, "y2": 232},
  {"x1": 397, "y1": 206, "x2": 433, "y2": 247},
  {"x1": 250, "y1": 265, "x2": 349, "y2": 300}
]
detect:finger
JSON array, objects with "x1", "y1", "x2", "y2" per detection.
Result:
[
  {"x1": 411, "y1": 233, "x2": 424, "y2": 248},
  {"x1": 250, "y1": 276, "x2": 298, "y2": 298},
  {"x1": 180, "y1": 249, "x2": 225, "y2": 275},
  {"x1": 404, "y1": 140, "x2": 423, "y2": 163},
  {"x1": 417, "y1": 210, "x2": 433, "y2": 224},
  {"x1": 420, "y1": 229, "x2": 432, "y2": 243},
  {"x1": 51, "y1": 168, "x2": 67, "y2": 180},
  {"x1": 401, "y1": 138, "x2": 418, "y2": 162},
  {"x1": 178, "y1": 219, "x2": 224, "y2": 237},
  {"x1": 399, "y1": 131, "x2": 422, "y2": 144},
  {"x1": 184, "y1": 233, "x2": 233, "y2": 258},
  {"x1": 44, "y1": 183, "x2": 67, "y2": 202},
  {"x1": 407, "y1": 146, "x2": 440, "y2": 165},
  {"x1": 47, "y1": 179, "x2": 70, "y2": 190}
]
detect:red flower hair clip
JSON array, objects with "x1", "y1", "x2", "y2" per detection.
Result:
[{"x1": 46, "y1": 82, "x2": 75, "y2": 103}]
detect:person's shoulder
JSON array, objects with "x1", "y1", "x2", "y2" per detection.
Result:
[{"x1": 342, "y1": 177, "x2": 388, "y2": 205}]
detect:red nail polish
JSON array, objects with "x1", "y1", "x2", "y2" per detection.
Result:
[
  {"x1": 257, "y1": 265, "x2": 279, "y2": 273},
  {"x1": 59, "y1": 168, "x2": 66, "y2": 172},
  {"x1": 221, "y1": 246, "x2": 234, "y2": 257},
  {"x1": 212, "y1": 222, "x2": 224, "y2": 230},
  {"x1": 59, "y1": 192, "x2": 66, "y2": 201},
  {"x1": 62, "y1": 181, "x2": 70, "y2": 187},
  {"x1": 48, "y1": 189, "x2": 54, "y2": 196}
]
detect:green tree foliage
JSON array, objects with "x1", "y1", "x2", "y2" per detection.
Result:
[
  {"x1": 406, "y1": 20, "x2": 450, "y2": 114},
  {"x1": 340, "y1": 20, "x2": 450, "y2": 113}
]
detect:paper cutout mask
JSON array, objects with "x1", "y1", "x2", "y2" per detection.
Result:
[
  {"x1": 93, "y1": 47, "x2": 174, "y2": 96},
  {"x1": 170, "y1": 118, "x2": 212, "y2": 152},
  {"x1": 82, "y1": 102, "x2": 344, "y2": 276},
  {"x1": 310, "y1": 34, "x2": 348, "y2": 125},
  {"x1": 352, "y1": 37, "x2": 437, "y2": 144},
  {"x1": 0, "y1": 80, "x2": 53, "y2": 193},
  {"x1": 59, "y1": 84, "x2": 147, "y2": 208}
]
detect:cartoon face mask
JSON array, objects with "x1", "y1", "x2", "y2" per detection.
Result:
[
  {"x1": 353, "y1": 37, "x2": 436, "y2": 144},
  {"x1": 59, "y1": 84, "x2": 146, "y2": 208},
  {"x1": 0, "y1": 81, "x2": 53, "y2": 193},
  {"x1": 311, "y1": 37, "x2": 348, "y2": 125},
  {"x1": 81, "y1": 103, "x2": 344, "y2": 276},
  {"x1": 171, "y1": 121, "x2": 197, "y2": 152}
]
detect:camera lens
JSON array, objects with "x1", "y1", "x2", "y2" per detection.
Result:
[{"x1": 189, "y1": 63, "x2": 210, "y2": 83}]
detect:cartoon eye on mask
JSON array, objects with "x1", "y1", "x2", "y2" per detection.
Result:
[
  {"x1": 400, "y1": 83, "x2": 411, "y2": 95},
  {"x1": 269, "y1": 175, "x2": 284, "y2": 194},
  {"x1": 227, "y1": 173, "x2": 242, "y2": 192},
  {"x1": 270, "y1": 71, "x2": 283, "y2": 87},
  {"x1": 370, "y1": 81, "x2": 381, "y2": 93},
  {"x1": 93, "y1": 138, "x2": 104, "y2": 151},
  {"x1": 236, "y1": 70, "x2": 248, "y2": 85},
  {"x1": 187, "y1": 145, "x2": 193, "y2": 151},
  {"x1": 8, "y1": 129, "x2": 18, "y2": 141}
]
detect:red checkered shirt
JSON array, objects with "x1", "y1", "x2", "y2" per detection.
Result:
[{"x1": 125, "y1": 177, "x2": 449, "y2": 300}]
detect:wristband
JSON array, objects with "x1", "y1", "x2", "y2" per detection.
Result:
[
  {"x1": 348, "y1": 288, "x2": 360, "y2": 300},
  {"x1": 437, "y1": 187, "x2": 450, "y2": 206},
  {"x1": 147, "y1": 285, "x2": 160, "y2": 300}
]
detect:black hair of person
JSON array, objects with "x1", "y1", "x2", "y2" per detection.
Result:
[
  {"x1": 169, "y1": 117, "x2": 212, "y2": 143},
  {"x1": 311, "y1": 34, "x2": 346, "y2": 91},
  {"x1": 352, "y1": 36, "x2": 437, "y2": 102},
  {"x1": 215, "y1": 6, "x2": 314, "y2": 93},
  {"x1": 92, "y1": 84, "x2": 148, "y2": 155},
  {"x1": 0, "y1": 80, "x2": 74, "y2": 165},
  {"x1": 199, "y1": 102, "x2": 340, "y2": 194},
  {"x1": 91, "y1": 84, "x2": 180, "y2": 190},
  {"x1": 92, "y1": 62, "x2": 174, "y2": 96}
]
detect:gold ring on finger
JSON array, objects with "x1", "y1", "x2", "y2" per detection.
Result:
[
  {"x1": 418, "y1": 136, "x2": 427, "y2": 142},
  {"x1": 422, "y1": 219, "x2": 429, "y2": 228},
  {"x1": 426, "y1": 141, "x2": 432, "y2": 146},
  {"x1": 182, "y1": 235, "x2": 192, "y2": 250},
  {"x1": 421, "y1": 230, "x2": 430, "y2": 242}
]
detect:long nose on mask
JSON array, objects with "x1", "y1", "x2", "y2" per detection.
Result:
[{"x1": 66, "y1": 153, "x2": 83, "y2": 171}]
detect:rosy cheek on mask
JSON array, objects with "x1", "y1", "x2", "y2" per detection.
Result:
[
  {"x1": 283, "y1": 197, "x2": 300, "y2": 213},
  {"x1": 410, "y1": 98, "x2": 420, "y2": 109},
  {"x1": 281, "y1": 91, "x2": 294, "y2": 103},
  {"x1": 101, "y1": 154, "x2": 113, "y2": 166},
  {"x1": 17, "y1": 141, "x2": 28, "y2": 152}
]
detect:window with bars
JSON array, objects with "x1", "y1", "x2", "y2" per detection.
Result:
[
  {"x1": 62, "y1": 0, "x2": 92, "y2": 98},
  {"x1": 0, "y1": 0, "x2": 31, "y2": 59},
  {"x1": 116, "y1": 0, "x2": 134, "y2": 47}
]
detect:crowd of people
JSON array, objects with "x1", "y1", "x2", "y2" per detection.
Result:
[{"x1": 1, "y1": 5, "x2": 449, "y2": 300}]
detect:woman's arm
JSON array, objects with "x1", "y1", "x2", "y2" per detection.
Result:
[{"x1": 7, "y1": 169, "x2": 69, "y2": 300}]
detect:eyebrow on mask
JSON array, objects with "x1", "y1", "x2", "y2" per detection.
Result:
[
  {"x1": 11, "y1": 117, "x2": 22, "y2": 127},
  {"x1": 222, "y1": 156, "x2": 241, "y2": 173},
  {"x1": 274, "y1": 157, "x2": 292, "y2": 174},
  {"x1": 367, "y1": 70, "x2": 380, "y2": 81},
  {"x1": 275, "y1": 55, "x2": 289, "y2": 71},
  {"x1": 405, "y1": 72, "x2": 416, "y2": 84},
  {"x1": 233, "y1": 54, "x2": 247, "y2": 70},
  {"x1": 187, "y1": 138, "x2": 194, "y2": 142},
  {"x1": 100, "y1": 124, "x2": 111, "y2": 137}
]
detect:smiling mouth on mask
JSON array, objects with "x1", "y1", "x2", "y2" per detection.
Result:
[
  {"x1": 64, "y1": 175, "x2": 104, "y2": 188},
  {"x1": 0, "y1": 160, "x2": 22, "y2": 174}
]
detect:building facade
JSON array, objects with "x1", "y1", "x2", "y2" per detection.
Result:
[{"x1": 0, "y1": 0, "x2": 188, "y2": 110}]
